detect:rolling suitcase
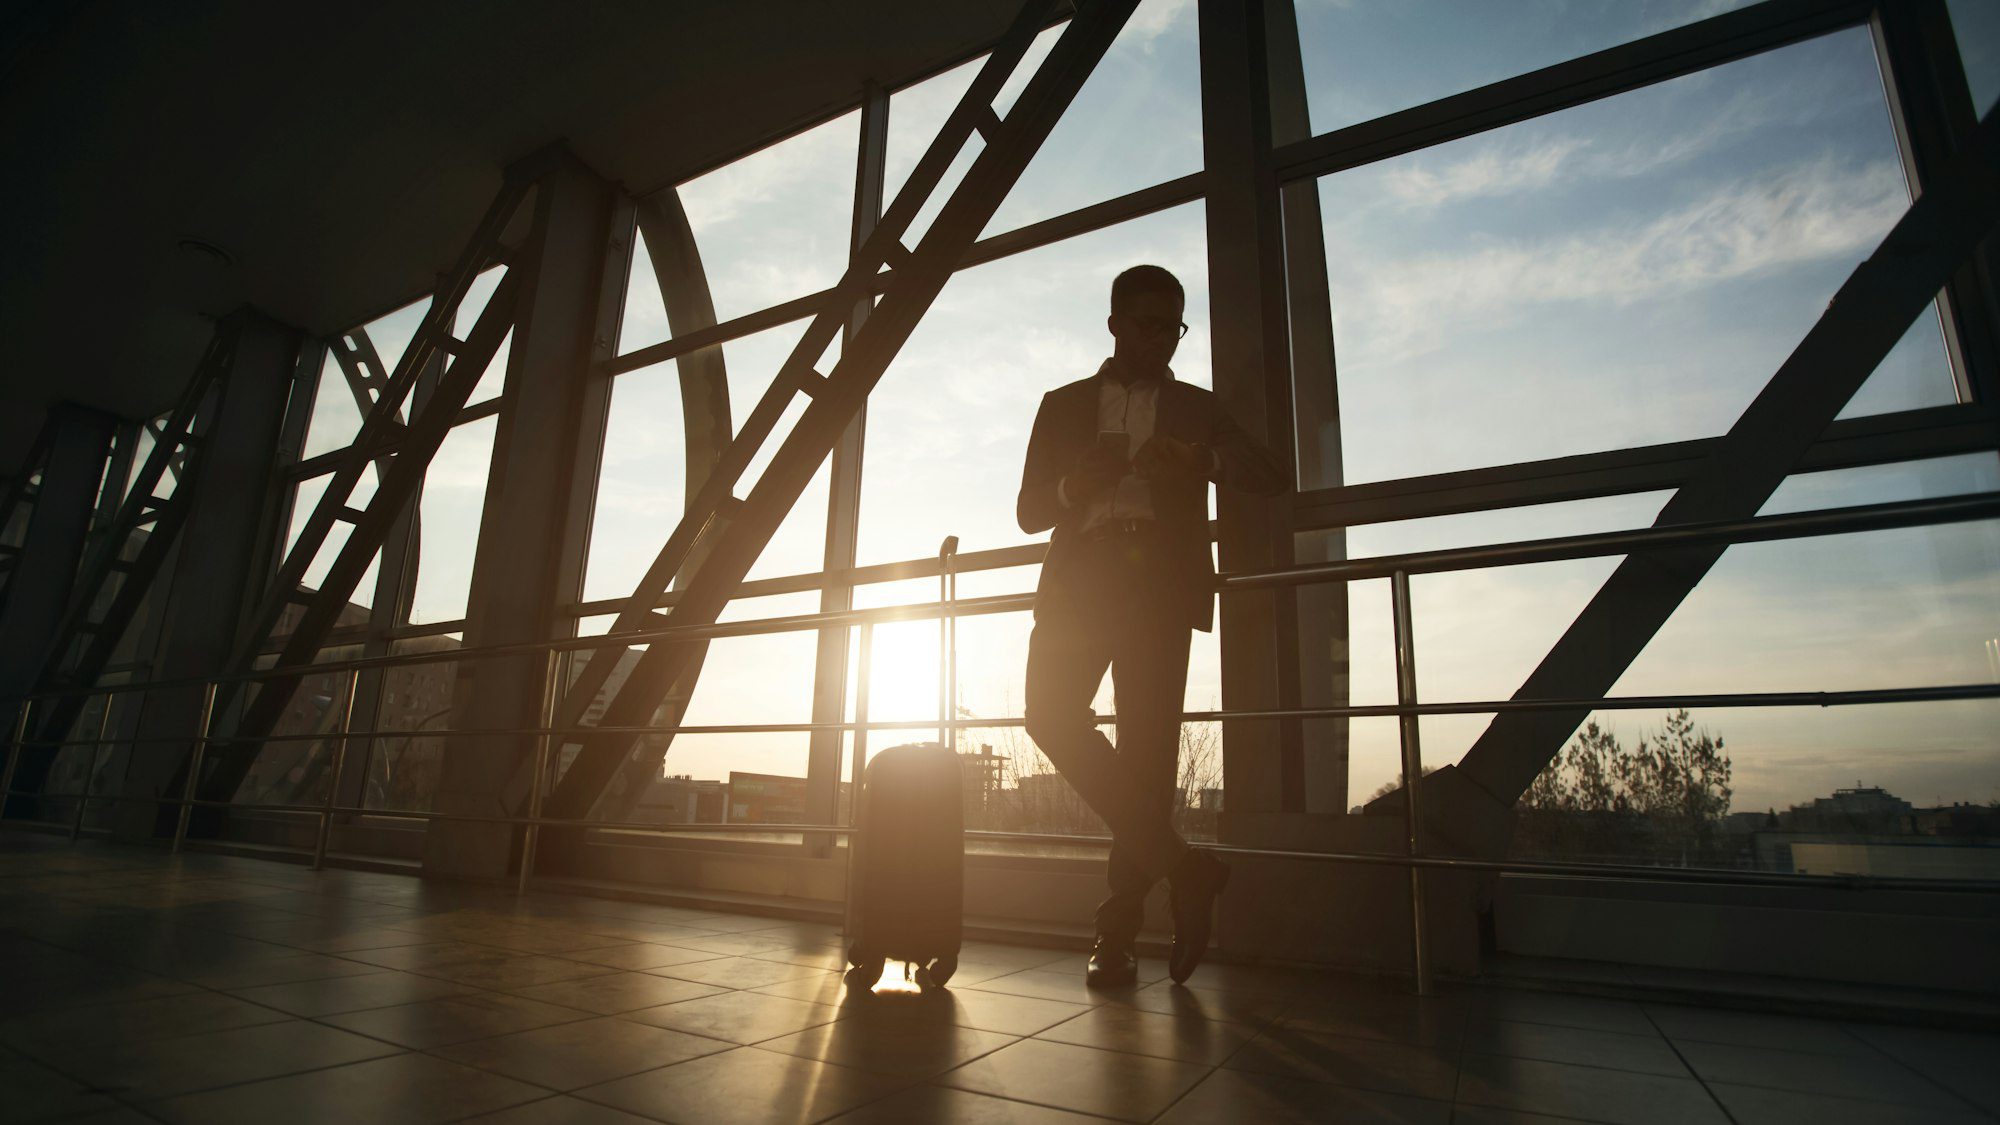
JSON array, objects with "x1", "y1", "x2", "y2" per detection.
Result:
[{"x1": 844, "y1": 536, "x2": 964, "y2": 988}]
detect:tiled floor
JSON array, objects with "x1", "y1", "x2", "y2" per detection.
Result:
[{"x1": 0, "y1": 837, "x2": 1993, "y2": 1124}]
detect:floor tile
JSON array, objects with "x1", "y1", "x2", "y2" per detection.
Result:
[
  {"x1": 648, "y1": 955, "x2": 832, "y2": 991},
  {"x1": 1224, "y1": 1027, "x2": 1460, "y2": 1100},
  {"x1": 937, "y1": 1038, "x2": 1210, "y2": 1122},
  {"x1": 423, "y1": 955, "x2": 618, "y2": 991},
  {"x1": 1279, "y1": 992, "x2": 1468, "y2": 1047},
  {"x1": 0, "y1": 1048, "x2": 129, "y2": 1121},
  {"x1": 1157, "y1": 1066, "x2": 1451, "y2": 1124},
  {"x1": 320, "y1": 991, "x2": 592, "y2": 1049},
  {"x1": 228, "y1": 970, "x2": 475, "y2": 1016},
  {"x1": 1675, "y1": 1039, "x2": 1966, "y2": 1109},
  {"x1": 457, "y1": 1095, "x2": 664, "y2": 1123},
  {"x1": 756, "y1": 1018, "x2": 1019, "y2": 1078},
  {"x1": 1036, "y1": 1004, "x2": 1256, "y2": 1065},
  {"x1": 0, "y1": 990, "x2": 290, "y2": 1051},
  {"x1": 340, "y1": 941, "x2": 519, "y2": 973},
  {"x1": 1121, "y1": 981, "x2": 1290, "y2": 1026},
  {"x1": 623, "y1": 989, "x2": 844, "y2": 1044},
  {"x1": 575, "y1": 1045, "x2": 908, "y2": 1125},
  {"x1": 1462, "y1": 1018, "x2": 1688, "y2": 1077},
  {"x1": 1455, "y1": 1051, "x2": 1730, "y2": 1125},
  {"x1": 1467, "y1": 990, "x2": 1655, "y2": 1036},
  {"x1": 1708, "y1": 1081, "x2": 1993, "y2": 1125},
  {"x1": 663, "y1": 932, "x2": 808, "y2": 957},
  {"x1": 178, "y1": 951, "x2": 385, "y2": 989},
  {"x1": 509, "y1": 971, "x2": 729, "y2": 1014},
  {"x1": 964, "y1": 968, "x2": 1124, "y2": 1007},
  {"x1": 563, "y1": 943, "x2": 727, "y2": 972},
  {"x1": 1644, "y1": 1004, "x2": 1874, "y2": 1056},
  {"x1": 33, "y1": 1017, "x2": 400, "y2": 1099},
  {"x1": 1845, "y1": 1023, "x2": 2000, "y2": 1115},
  {"x1": 430, "y1": 1015, "x2": 731, "y2": 1090},
  {"x1": 827, "y1": 1085, "x2": 1109, "y2": 1124},
  {"x1": 145, "y1": 1051, "x2": 545, "y2": 1125}
]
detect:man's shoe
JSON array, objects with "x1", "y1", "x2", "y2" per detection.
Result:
[
  {"x1": 1085, "y1": 938, "x2": 1138, "y2": 989},
  {"x1": 1167, "y1": 848, "x2": 1230, "y2": 984}
]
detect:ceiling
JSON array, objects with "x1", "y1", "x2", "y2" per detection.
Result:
[{"x1": 0, "y1": 0, "x2": 1021, "y2": 460}]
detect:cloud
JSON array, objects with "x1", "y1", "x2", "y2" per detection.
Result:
[{"x1": 1336, "y1": 154, "x2": 1908, "y2": 366}]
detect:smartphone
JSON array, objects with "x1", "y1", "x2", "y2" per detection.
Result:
[{"x1": 1095, "y1": 430, "x2": 1130, "y2": 463}]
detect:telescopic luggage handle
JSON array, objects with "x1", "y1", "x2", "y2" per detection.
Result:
[{"x1": 938, "y1": 535, "x2": 958, "y2": 751}]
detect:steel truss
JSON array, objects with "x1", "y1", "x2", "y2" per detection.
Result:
[
  {"x1": 22, "y1": 326, "x2": 236, "y2": 761},
  {"x1": 193, "y1": 171, "x2": 538, "y2": 805},
  {"x1": 538, "y1": 0, "x2": 1142, "y2": 825},
  {"x1": 0, "y1": 419, "x2": 58, "y2": 614}
]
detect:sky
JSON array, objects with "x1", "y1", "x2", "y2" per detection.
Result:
[{"x1": 287, "y1": 0, "x2": 1999, "y2": 819}]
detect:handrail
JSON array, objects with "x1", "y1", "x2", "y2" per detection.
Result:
[
  {"x1": 7, "y1": 490, "x2": 1996, "y2": 705},
  {"x1": 7, "y1": 485, "x2": 1999, "y2": 990}
]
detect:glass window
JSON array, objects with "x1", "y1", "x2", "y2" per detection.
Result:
[
  {"x1": 857, "y1": 203, "x2": 1210, "y2": 568},
  {"x1": 585, "y1": 321, "x2": 835, "y2": 605},
  {"x1": 285, "y1": 469, "x2": 381, "y2": 610},
  {"x1": 455, "y1": 267, "x2": 511, "y2": 407},
  {"x1": 1948, "y1": 0, "x2": 2000, "y2": 116},
  {"x1": 1298, "y1": 0, "x2": 1760, "y2": 135},
  {"x1": 673, "y1": 109, "x2": 860, "y2": 326},
  {"x1": 407, "y1": 417, "x2": 497, "y2": 625},
  {"x1": 990, "y1": 1, "x2": 1200, "y2": 234},
  {"x1": 302, "y1": 296, "x2": 432, "y2": 459},
  {"x1": 1311, "y1": 29, "x2": 1958, "y2": 488},
  {"x1": 365, "y1": 637, "x2": 463, "y2": 813}
]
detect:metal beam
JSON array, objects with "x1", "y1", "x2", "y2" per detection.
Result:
[
  {"x1": 1273, "y1": 0, "x2": 1871, "y2": 186},
  {"x1": 542, "y1": 0, "x2": 1140, "y2": 824}
]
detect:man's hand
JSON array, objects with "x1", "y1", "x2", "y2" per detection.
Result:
[
  {"x1": 1064, "y1": 442, "x2": 1127, "y2": 505},
  {"x1": 1134, "y1": 434, "x2": 1209, "y2": 482}
]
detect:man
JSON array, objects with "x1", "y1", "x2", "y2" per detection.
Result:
[{"x1": 1017, "y1": 264, "x2": 1286, "y2": 987}]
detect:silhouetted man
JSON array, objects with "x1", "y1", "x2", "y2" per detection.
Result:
[{"x1": 1017, "y1": 264, "x2": 1285, "y2": 987}]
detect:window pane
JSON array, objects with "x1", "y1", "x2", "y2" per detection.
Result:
[
  {"x1": 407, "y1": 416, "x2": 496, "y2": 625},
  {"x1": 585, "y1": 321, "x2": 833, "y2": 604},
  {"x1": 987, "y1": 0, "x2": 1201, "y2": 236},
  {"x1": 1312, "y1": 29, "x2": 1957, "y2": 487},
  {"x1": 1948, "y1": 0, "x2": 2000, "y2": 116},
  {"x1": 858, "y1": 203, "x2": 1210, "y2": 568},
  {"x1": 364, "y1": 637, "x2": 462, "y2": 813},
  {"x1": 673, "y1": 109, "x2": 859, "y2": 326},
  {"x1": 1298, "y1": 0, "x2": 1759, "y2": 134}
]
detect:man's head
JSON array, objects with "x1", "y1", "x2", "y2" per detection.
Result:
[{"x1": 1107, "y1": 264, "x2": 1186, "y2": 374}]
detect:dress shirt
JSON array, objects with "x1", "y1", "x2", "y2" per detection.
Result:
[{"x1": 1060, "y1": 358, "x2": 1159, "y2": 532}]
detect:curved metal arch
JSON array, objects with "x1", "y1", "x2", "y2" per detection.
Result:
[{"x1": 581, "y1": 185, "x2": 734, "y2": 821}]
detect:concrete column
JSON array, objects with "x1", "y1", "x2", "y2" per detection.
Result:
[
  {"x1": 1198, "y1": 0, "x2": 1302, "y2": 834},
  {"x1": 424, "y1": 153, "x2": 618, "y2": 880},
  {"x1": 112, "y1": 309, "x2": 305, "y2": 840}
]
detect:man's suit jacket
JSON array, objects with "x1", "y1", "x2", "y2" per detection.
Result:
[{"x1": 1016, "y1": 372, "x2": 1286, "y2": 632}]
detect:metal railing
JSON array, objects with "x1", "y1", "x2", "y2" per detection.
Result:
[{"x1": 7, "y1": 490, "x2": 2000, "y2": 994}]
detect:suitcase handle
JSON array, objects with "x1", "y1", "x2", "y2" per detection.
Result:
[{"x1": 937, "y1": 535, "x2": 958, "y2": 750}]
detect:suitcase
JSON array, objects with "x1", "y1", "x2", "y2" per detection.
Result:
[{"x1": 844, "y1": 536, "x2": 964, "y2": 988}]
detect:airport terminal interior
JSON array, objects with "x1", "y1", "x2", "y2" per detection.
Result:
[{"x1": 2, "y1": 0, "x2": 1997, "y2": 1121}]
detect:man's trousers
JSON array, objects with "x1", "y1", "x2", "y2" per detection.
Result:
[{"x1": 1023, "y1": 528, "x2": 1194, "y2": 946}]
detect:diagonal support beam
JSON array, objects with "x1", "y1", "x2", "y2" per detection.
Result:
[
  {"x1": 1427, "y1": 103, "x2": 2000, "y2": 820},
  {"x1": 542, "y1": 0, "x2": 1139, "y2": 823}
]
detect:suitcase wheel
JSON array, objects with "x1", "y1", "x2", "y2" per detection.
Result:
[
  {"x1": 917, "y1": 954, "x2": 957, "y2": 989},
  {"x1": 845, "y1": 949, "x2": 885, "y2": 988}
]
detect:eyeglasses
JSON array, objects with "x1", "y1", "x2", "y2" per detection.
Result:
[{"x1": 1120, "y1": 314, "x2": 1190, "y2": 339}]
